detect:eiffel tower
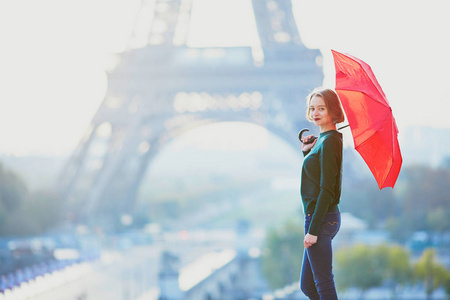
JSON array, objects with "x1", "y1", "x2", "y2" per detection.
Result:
[{"x1": 57, "y1": 0, "x2": 323, "y2": 223}]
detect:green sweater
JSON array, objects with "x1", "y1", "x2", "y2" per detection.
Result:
[{"x1": 301, "y1": 129, "x2": 343, "y2": 235}]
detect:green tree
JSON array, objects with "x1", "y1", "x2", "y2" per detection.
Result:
[
  {"x1": 385, "y1": 245, "x2": 413, "y2": 299},
  {"x1": 414, "y1": 248, "x2": 449, "y2": 300},
  {"x1": 26, "y1": 190, "x2": 62, "y2": 232},
  {"x1": 0, "y1": 162, "x2": 63, "y2": 236},
  {"x1": 336, "y1": 244, "x2": 414, "y2": 299},
  {"x1": 400, "y1": 167, "x2": 450, "y2": 232},
  {"x1": 261, "y1": 219, "x2": 304, "y2": 289},
  {"x1": 0, "y1": 163, "x2": 27, "y2": 211},
  {"x1": 385, "y1": 216, "x2": 410, "y2": 242},
  {"x1": 381, "y1": 166, "x2": 450, "y2": 242},
  {"x1": 445, "y1": 276, "x2": 450, "y2": 300},
  {"x1": 340, "y1": 150, "x2": 397, "y2": 229},
  {"x1": 0, "y1": 206, "x2": 41, "y2": 235},
  {"x1": 427, "y1": 209, "x2": 450, "y2": 234},
  {"x1": 335, "y1": 244, "x2": 386, "y2": 299}
]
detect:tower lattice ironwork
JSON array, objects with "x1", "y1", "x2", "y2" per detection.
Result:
[{"x1": 57, "y1": 0, "x2": 323, "y2": 223}]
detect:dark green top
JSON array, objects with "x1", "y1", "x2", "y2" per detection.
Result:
[{"x1": 301, "y1": 129, "x2": 343, "y2": 235}]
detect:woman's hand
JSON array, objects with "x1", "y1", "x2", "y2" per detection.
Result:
[
  {"x1": 301, "y1": 135, "x2": 317, "y2": 152},
  {"x1": 304, "y1": 233, "x2": 318, "y2": 248}
]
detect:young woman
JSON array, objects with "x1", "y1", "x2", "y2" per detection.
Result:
[{"x1": 299, "y1": 88, "x2": 345, "y2": 300}]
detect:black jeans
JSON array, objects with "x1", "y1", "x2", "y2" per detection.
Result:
[{"x1": 300, "y1": 211, "x2": 341, "y2": 300}]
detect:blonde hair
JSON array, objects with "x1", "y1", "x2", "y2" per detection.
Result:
[{"x1": 306, "y1": 88, "x2": 345, "y2": 124}]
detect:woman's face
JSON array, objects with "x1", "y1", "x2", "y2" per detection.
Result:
[{"x1": 309, "y1": 95, "x2": 333, "y2": 129}]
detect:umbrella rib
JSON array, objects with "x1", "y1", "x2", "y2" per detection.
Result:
[
  {"x1": 354, "y1": 111, "x2": 393, "y2": 148},
  {"x1": 354, "y1": 116, "x2": 395, "y2": 189},
  {"x1": 355, "y1": 130, "x2": 377, "y2": 150},
  {"x1": 334, "y1": 50, "x2": 388, "y2": 102},
  {"x1": 354, "y1": 129, "x2": 389, "y2": 188},
  {"x1": 333, "y1": 49, "x2": 401, "y2": 189},
  {"x1": 336, "y1": 88, "x2": 391, "y2": 108}
]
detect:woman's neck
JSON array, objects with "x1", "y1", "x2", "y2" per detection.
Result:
[{"x1": 319, "y1": 123, "x2": 337, "y2": 133}]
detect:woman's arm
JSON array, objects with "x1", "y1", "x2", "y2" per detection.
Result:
[{"x1": 307, "y1": 136, "x2": 342, "y2": 236}]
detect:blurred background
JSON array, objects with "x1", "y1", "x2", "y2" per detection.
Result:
[{"x1": 1, "y1": 0, "x2": 449, "y2": 299}]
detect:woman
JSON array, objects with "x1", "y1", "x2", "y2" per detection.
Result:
[{"x1": 299, "y1": 87, "x2": 345, "y2": 300}]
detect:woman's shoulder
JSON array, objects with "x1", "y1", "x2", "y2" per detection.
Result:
[
  {"x1": 322, "y1": 131, "x2": 342, "y2": 144},
  {"x1": 319, "y1": 133, "x2": 342, "y2": 153}
]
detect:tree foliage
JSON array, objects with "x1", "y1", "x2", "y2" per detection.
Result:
[
  {"x1": 400, "y1": 166, "x2": 450, "y2": 232},
  {"x1": 261, "y1": 219, "x2": 304, "y2": 289},
  {"x1": 0, "y1": 163, "x2": 27, "y2": 211},
  {"x1": 414, "y1": 248, "x2": 450, "y2": 299},
  {"x1": 0, "y1": 162, "x2": 62, "y2": 236},
  {"x1": 386, "y1": 245, "x2": 413, "y2": 296},
  {"x1": 335, "y1": 244, "x2": 386, "y2": 296},
  {"x1": 340, "y1": 153, "x2": 450, "y2": 241},
  {"x1": 336, "y1": 244, "x2": 415, "y2": 298},
  {"x1": 340, "y1": 150, "x2": 398, "y2": 229}
]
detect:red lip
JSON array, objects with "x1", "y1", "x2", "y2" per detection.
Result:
[{"x1": 314, "y1": 118, "x2": 321, "y2": 121}]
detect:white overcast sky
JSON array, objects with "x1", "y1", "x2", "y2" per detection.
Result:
[{"x1": 0, "y1": 0, "x2": 449, "y2": 156}]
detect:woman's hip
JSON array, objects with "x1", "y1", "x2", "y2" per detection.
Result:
[{"x1": 305, "y1": 212, "x2": 341, "y2": 237}]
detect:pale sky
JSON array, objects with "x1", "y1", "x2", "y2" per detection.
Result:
[{"x1": 0, "y1": 0, "x2": 449, "y2": 156}]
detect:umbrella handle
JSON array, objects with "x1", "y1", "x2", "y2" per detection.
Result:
[{"x1": 298, "y1": 128, "x2": 317, "y2": 144}]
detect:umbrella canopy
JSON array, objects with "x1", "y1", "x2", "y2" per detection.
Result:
[{"x1": 331, "y1": 50, "x2": 402, "y2": 189}]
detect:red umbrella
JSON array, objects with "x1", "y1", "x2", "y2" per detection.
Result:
[{"x1": 331, "y1": 49, "x2": 402, "y2": 189}]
